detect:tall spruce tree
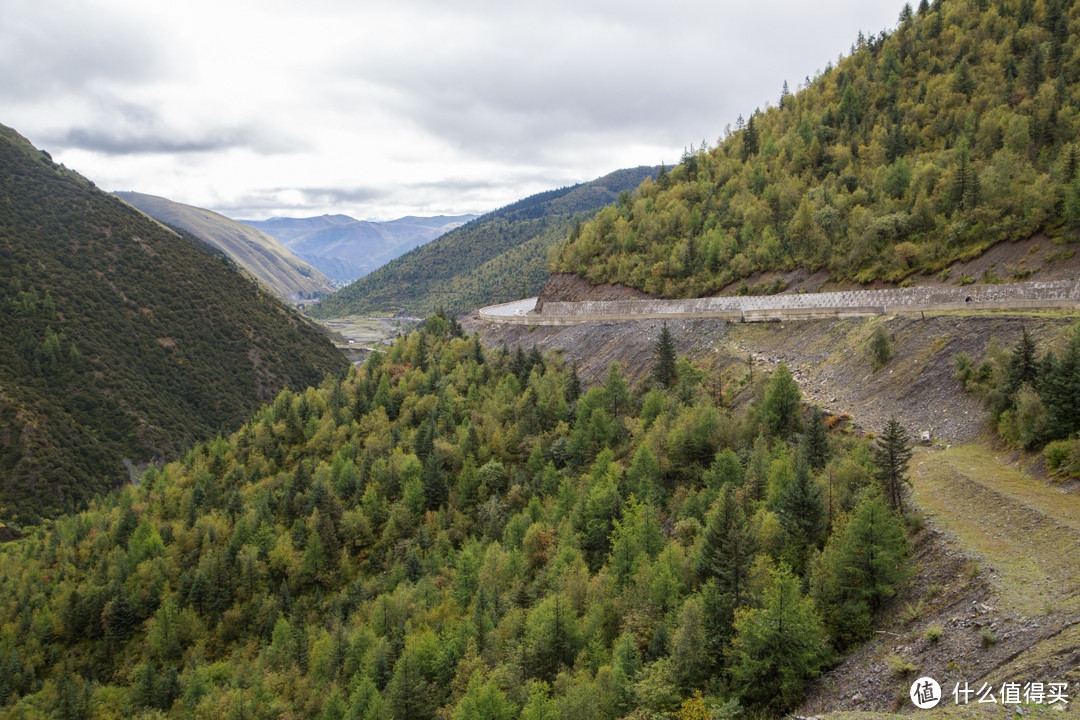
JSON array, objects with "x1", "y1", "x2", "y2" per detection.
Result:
[
  {"x1": 777, "y1": 455, "x2": 825, "y2": 573},
  {"x1": 697, "y1": 485, "x2": 755, "y2": 641},
  {"x1": 1039, "y1": 327, "x2": 1080, "y2": 438},
  {"x1": 872, "y1": 416, "x2": 913, "y2": 511},
  {"x1": 811, "y1": 490, "x2": 910, "y2": 647},
  {"x1": 1006, "y1": 327, "x2": 1040, "y2": 396},
  {"x1": 801, "y1": 405, "x2": 830, "y2": 471},
  {"x1": 653, "y1": 322, "x2": 677, "y2": 388}
]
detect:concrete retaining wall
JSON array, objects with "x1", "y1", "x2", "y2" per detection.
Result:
[{"x1": 478, "y1": 279, "x2": 1080, "y2": 325}]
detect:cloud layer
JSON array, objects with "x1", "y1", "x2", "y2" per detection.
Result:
[{"x1": 2, "y1": 0, "x2": 903, "y2": 219}]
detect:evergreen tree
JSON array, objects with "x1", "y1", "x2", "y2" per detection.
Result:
[
  {"x1": 697, "y1": 485, "x2": 754, "y2": 643},
  {"x1": 728, "y1": 564, "x2": 830, "y2": 713},
  {"x1": 760, "y1": 363, "x2": 802, "y2": 438},
  {"x1": 741, "y1": 115, "x2": 760, "y2": 159},
  {"x1": 1005, "y1": 327, "x2": 1040, "y2": 397},
  {"x1": 869, "y1": 325, "x2": 893, "y2": 369},
  {"x1": 422, "y1": 453, "x2": 448, "y2": 510},
  {"x1": 565, "y1": 361, "x2": 582, "y2": 404},
  {"x1": 1039, "y1": 327, "x2": 1080, "y2": 438},
  {"x1": 872, "y1": 416, "x2": 913, "y2": 511},
  {"x1": 472, "y1": 334, "x2": 485, "y2": 365},
  {"x1": 653, "y1": 323, "x2": 677, "y2": 388},
  {"x1": 102, "y1": 586, "x2": 136, "y2": 649},
  {"x1": 526, "y1": 593, "x2": 580, "y2": 682},
  {"x1": 777, "y1": 456, "x2": 825, "y2": 572},
  {"x1": 528, "y1": 344, "x2": 545, "y2": 376},
  {"x1": 604, "y1": 360, "x2": 632, "y2": 420},
  {"x1": 702, "y1": 448, "x2": 743, "y2": 490},
  {"x1": 811, "y1": 490, "x2": 910, "y2": 647},
  {"x1": 801, "y1": 406, "x2": 830, "y2": 471}
]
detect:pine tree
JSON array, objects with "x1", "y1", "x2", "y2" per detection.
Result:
[
  {"x1": 811, "y1": 490, "x2": 910, "y2": 647},
  {"x1": 1039, "y1": 327, "x2": 1080, "y2": 438},
  {"x1": 1005, "y1": 327, "x2": 1039, "y2": 397},
  {"x1": 653, "y1": 323, "x2": 677, "y2": 388},
  {"x1": 697, "y1": 485, "x2": 754, "y2": 639},
  {"x1": 777, "y1": 456, "x2": 825, "y2": 572},
  {"x1": 565, "y1": 361, "x2": 582, "y2": 404},
  {"x1": 761, "y1": 363, "x2": 802, "y2": 438},
  {"x1": 728, "y1": 564, "x2": 830, "y2": 713},
  {"x1": 801, "y1": 406, "x2": 830, "y2": 471},
  {"x1": 872, "y1": 416, "x2": 913, "y2": 511}
]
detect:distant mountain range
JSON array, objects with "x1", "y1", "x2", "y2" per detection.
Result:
[
  {"x1": 308, "y1": 166, "x2": 662, "y2": 318},
  {"x1": 0, "y1": 124, "x2": 347, "y2": 523},
  {"x1": 114, "y1": 191, "x2": 336, "y2": 303},
  {"x1": 243, "y1": 213, "x2": 477, "y2": 284}
]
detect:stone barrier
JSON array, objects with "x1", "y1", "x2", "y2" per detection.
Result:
[{"x1": 478, "y1": 279, "x2": 1080, "y2": 326}]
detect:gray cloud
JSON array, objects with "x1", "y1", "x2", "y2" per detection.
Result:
[
  {"x1": 337, "y1": 1, "x2": 897, "y2": 167},
  {"x1": 0, "y1": 1, "x2": 166, "y2": 101},
  {"x1": 59, "y1": 127, "x2": 247, "y2": 155},
  {"x1": 3, "y1": 0, "x2": 904, "y2": 220},
  {"x1": 295, "y1": 186, "x2": 390, "y2": 205},
  {"x1": 40, "y1": 98, "x2": 303, "y2": 156}
]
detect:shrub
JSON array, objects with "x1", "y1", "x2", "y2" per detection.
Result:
[
  {"x1": 869, "y1": 325, "x2": 893, "y2": 369},
  {"x1": 1044, "y1": 438, "x2": 1080, "y2": 478},
  {"x1": 889, "y1": 655, "x2": 918, "y2": 676}
]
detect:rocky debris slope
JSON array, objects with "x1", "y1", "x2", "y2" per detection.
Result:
[{"x1": 467, "y1": 312, "x2": 1076, "y2": 442}]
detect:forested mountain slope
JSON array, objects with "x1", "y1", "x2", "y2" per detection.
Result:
[
  {"x1": 0, "y1": 124, "x2": 348, "y2": 523},
  {"x1": 552, "y1": 0, "x2": 1080, "y2": 297},
  {"x1": 114, "y1": 192, "x2": 335, "y2": 303},
  {"x1": 309, "y1": 166, "x2": 661, "y2": 318},
  {"x1": 0, "y1": 320, "x2": 914, "y2": 719}
]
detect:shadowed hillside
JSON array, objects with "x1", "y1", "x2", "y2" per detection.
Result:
[{"x1": 0, "y1": 124, "x2": 348, "y2": 523}]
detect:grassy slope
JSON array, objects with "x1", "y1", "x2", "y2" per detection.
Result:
[
  {"x1": 114, "y1": 191, "x2": 335, "y2": 302},
  {"x1": 802, "y1": 443, "x2": 1079, "y2": 719},
  {"x1": 0, "y1": 124, "x2": 348, "y2": 523},
  {"x1": 309, "y1": 166, "x2": 661, "y2": 318},
  {"x1": 552, "y1": 0, "x2": 1080, "y2": 297}
]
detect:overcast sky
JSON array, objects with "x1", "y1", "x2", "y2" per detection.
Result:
[{"x1": 3, "y1": 0, "x2": 903, "y2": 221}]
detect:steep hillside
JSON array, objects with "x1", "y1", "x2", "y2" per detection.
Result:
[
  {"x1": 114, "y1": 192, "x2": 335, "y2": 303},
  {"x1": 0, "y1": 323, "x2": 916, "y2": 719},
  {"x1": 310, "y1": 165, "x2": 661, "y2": 318},
  {"x1": 552, "y1": 0, "x2": 1080, "y2": 298},
  {"x1": 244, "y1": 214, "x2": 476, "y2": 284},
  {"x1": 0, "y1": 124, "x2": 348, "y2": 523}
]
